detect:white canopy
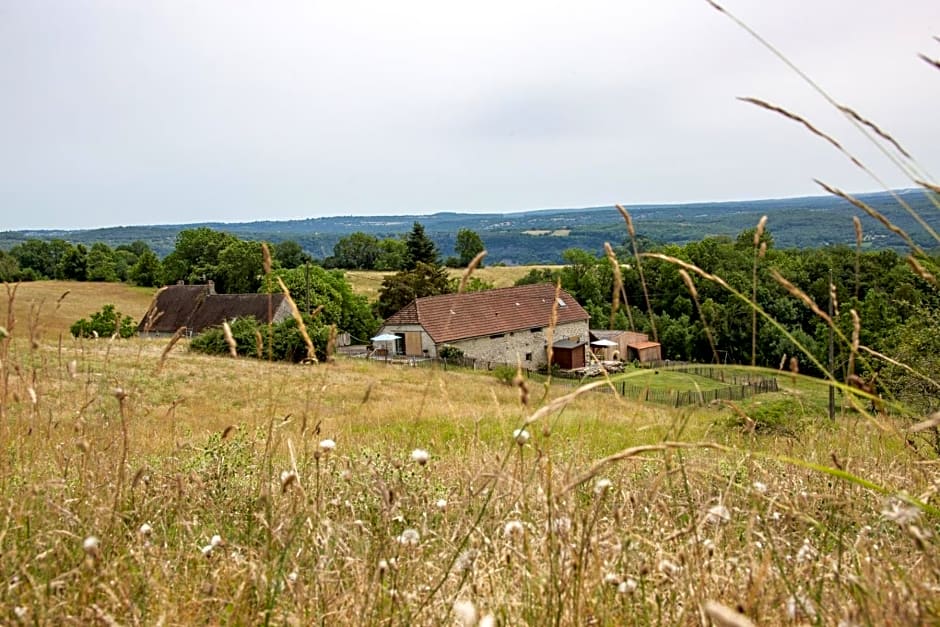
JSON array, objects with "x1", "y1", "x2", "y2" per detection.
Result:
[
  {"x1": 591, "y1": 339, "x2": 618, "y2": 347},
  {"x1": 371, "y1": 333, "x2": 401, "y2": 342}
]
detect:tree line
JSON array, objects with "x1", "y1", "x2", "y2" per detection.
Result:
[{"x1": 7, "y1": 220, "x2": 939, "y2": 402}]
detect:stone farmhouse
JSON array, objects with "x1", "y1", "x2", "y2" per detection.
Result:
[
  {"x1": 138, "y1": 281, "x2": 292, "y2": 337},
  {"x1": 377, "y1": 283, "x2": 591, "y2": 370}
]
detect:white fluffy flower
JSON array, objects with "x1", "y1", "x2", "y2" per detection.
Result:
[
  {"x1": 658, "y1": 559, "x2": 681, "y2": 578},
  {"x1": 453, "y1": 599, "x2": 478, "y2": 627},
  {"x1": 618, "y1": 578, "x2": 638, "y2": 594},
  {"x1": 513, "y1": 428, "x2": 530, "y2": 445},
  {"x1": 594, "y1": 478, "x2": 613, "y2": 496},
  {"x1": 318, "y1": 439, "x2": 336, "y2": 452},
  {"x1": 881, "y1": 499, "x2": 921, "y2": 526},
  {"x1": 210, "y1": 534, "x2": 223, "y2": 548},
  {"x1": 138, "y1": 523, "x2": 153, "y2": 537},
  {"x1": 83, "y1": 536, "x2": 100, "y2": 556},
  {"x1": 397, "y1": 528, "x2": 420, "y2": 546},
  {"x1": 706, "y1": 504, "x2": 731, "y2": 525},
  {"x1": 786, "y1": 591, "x2": 816, "y2": 620},
  {"x1": 503, "y1": 520, "x2": 525, "y2": 538},
  {"x1": 410, "y1": 449, "x2": 430, "y2": 465},
  {"x1": 435, "y1": 498, "x2": 448, "y2": 510}
]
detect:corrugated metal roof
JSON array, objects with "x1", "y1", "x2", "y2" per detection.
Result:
[
  {"x1": 384, "y1": 283, "x2": 590, "y2": 344},
  {"x1": 553, "y1": 339, "x2": 586, "y2": 349}
]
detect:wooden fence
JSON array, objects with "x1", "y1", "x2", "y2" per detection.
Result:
[{"x1": 386, "y1": 356, "x2": 779, "y2": 408}]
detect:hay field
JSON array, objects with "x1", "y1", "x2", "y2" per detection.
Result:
[
  {"x1": 0, "y1": 281, "x2": 935, "y2": 625},
  {"x1": 346, "y1": 266, "x2": 563, "y2": 300}
]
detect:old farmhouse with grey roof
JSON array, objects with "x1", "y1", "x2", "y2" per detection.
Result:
[
  {"x1": 377, "y1": 283, "x2": 591, "y2": 370},
  {"x1": 138, "y1": 282, "x2": 292, "y2": 336}
]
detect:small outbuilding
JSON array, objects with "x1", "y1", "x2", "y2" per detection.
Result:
[{"x1": 589, "y1": 329, "x2": 662, "y2": 363}]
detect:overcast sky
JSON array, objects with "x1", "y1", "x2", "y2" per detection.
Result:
[{"x1": 1, "y1": 0, "x2": 938, "y2": 230}]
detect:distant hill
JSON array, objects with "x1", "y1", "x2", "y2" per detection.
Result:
[{"x1": 2, "y1": 189, "x2": 937, "y2": 264}]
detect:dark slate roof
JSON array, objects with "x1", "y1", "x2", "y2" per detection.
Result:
[
  {"x1": 552, "y1": 339, "x2": 586, "y2": 349},
  {"x1": 138, "y1": 284, "x2": 213, "y2": 333},
  {"x1": 138, "y1": 284, "x2": 287, "y2": 334},
  {"x1": 384, "y1": 283, "x2": 590, "y2": 344},
  {"x1": 187, "y1": 294, "x2": 288, "y2": 333}
]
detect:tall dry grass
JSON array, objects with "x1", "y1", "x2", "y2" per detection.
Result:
[{"x1": 0, "y1": 277, "x2": 937, "y2": 624}]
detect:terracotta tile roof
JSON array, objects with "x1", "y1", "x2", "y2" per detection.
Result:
[{"x1": 384, "y1": 283, "x2": 590, "y2": 344}]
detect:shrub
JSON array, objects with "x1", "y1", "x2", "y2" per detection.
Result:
[
  {"x1": 438, "y1": 344, "x2": 464, "y2": 360},
  {"x1": 190, "y1": 315, "x2": 330, "y2": 362},
  {"x1": 70, "y1": 304, "x2": 137, "y2": 339},
  {"x1": 492, "y1": 364, "x2": 517, "y2": 385}
]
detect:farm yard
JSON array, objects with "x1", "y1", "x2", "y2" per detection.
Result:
[{"x1": 0, "y1": 281, "x2": 937, "y2": 625}]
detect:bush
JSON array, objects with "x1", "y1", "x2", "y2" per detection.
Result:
[
  {"x1": 492, "y1": 364, "x2": 518, "y2": 385},
  {"x1": 720, "y1": 397, "x2": 805, "y2": 436},
  {"x1": 438, "y1": 344, "x2": 464, "y2": 360},
  {"x1": 70, "y1": 304, "x2": 137, "y2": 339},
  {"x1": 190, "y1": 315, "x2": 331, "y2": 362}
]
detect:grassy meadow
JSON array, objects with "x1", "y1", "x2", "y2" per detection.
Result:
[
  {"x1": 345, "y1": 266, "x2": 563, "y2": 301},
  {"x1": 1, "y1": 281, "x2": 938, "y2": 625}
]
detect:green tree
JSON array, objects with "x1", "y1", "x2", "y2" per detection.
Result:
[
  {"x1": 115, "y1": 240, "x2": 152, "y2": 258},
  {"x1": 455, "y1": 228, "x2": 485, "y2": 267},
  {"x1": 129, "y1": 250, "x2": 163, "y2": 287},
  {"x1": 0, "y1": 251, "x2": 20, "y2": 282},
  {"x1": 273, "y1": 240, "x2": 311, "y2": 269},
  {"x1": 375, "y1": 237, "x2": 408, "y2": 271},
  {"x1": 404, "y1": 222, "x2": 439, "y2": 269},
  {"x1": 376, "y1": 262, "x2": 452, "y2": 318},
  {"x1": 60, "y1": 244, "x2": 88, "y2": 281},
  {"x1": 162, "y1": 227, "x2": 238, "y2": 289},
  {"x1": 329, "y1": 232, "x2": 381, "y2": 269},
  {"x1": 217, "y1": 240, "x2": 264, "y2": 294},
  {"x1": 880, "y1": 305, "x2": 940, "y2": 415},
  {"x1": 10, "y1": 239, "x2": 55, "y2": 278},
  {"x1": 86, "y1": 242, "x2": 118, "y2": 282},
  {"x1": 263, "y1": 266, "x2": 379, "y2": 342}
]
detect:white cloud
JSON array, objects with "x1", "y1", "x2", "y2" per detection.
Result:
[{"x1": 0, "y1": 0, "x2": 937, "y2": 228}]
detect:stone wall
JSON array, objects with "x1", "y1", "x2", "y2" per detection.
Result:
[{"x1": 449, "y1": 320, "x2": 588, "y2": 369}]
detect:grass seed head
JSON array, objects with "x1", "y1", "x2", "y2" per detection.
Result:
[
  {"x1": 503, "y1": 520, "x2": 525, "y2": 539},
  {"x1": 83, "y1": 535, "x2": 100, "y2": 557},
  {"x1": 594, "y1": 478, "x2": 613, "y2": 497},
  {"x1": 410, "y1": 448, "x2": 430, "y2": 466},
  {"x1": 397, "y1": 528, "x2": 420, "y2": 546},
  {"x1": 453, "y1": 599, "x2": 478, "y2": 627}
]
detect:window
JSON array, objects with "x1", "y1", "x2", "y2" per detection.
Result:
[
  {"x1": 525, "y1": 352, "x2": 532, "y2": 361},
  {"x1": 489, "y1": 333, "x2": 505, "y2": 339},
  {"x1": 530, "y1": 327, "x2": 541, "y2": 333}
]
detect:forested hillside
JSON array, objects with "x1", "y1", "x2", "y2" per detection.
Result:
[{"x1": 2, "y1": 189, "x2": 936, "y2": 264}]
